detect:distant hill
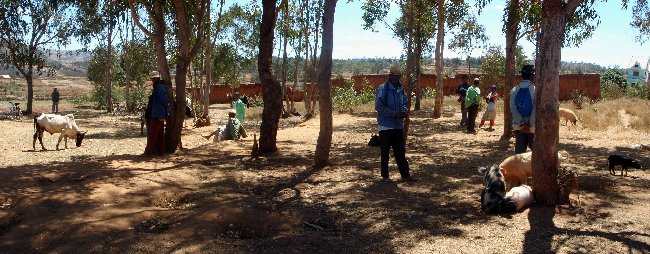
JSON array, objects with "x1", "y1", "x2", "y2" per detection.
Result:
[{"x1": 0, "y1": 50, "x2": 90, "y2": 77}]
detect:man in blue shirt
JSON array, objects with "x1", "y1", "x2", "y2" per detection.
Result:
[
  {"x1": 144, "y1": 72, "x2": 170, "y2": 155},
  {"x1": 375, "y1": 65, "x2": 413, "y2": 182}
]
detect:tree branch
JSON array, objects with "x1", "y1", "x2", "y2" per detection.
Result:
[
  {"x1": 565, "y1": 0, "x2": 583, "y2": 16},
  {"x1": 189, "y1": 0, "x2": 210, "y2": 59},
  {"x1": 128, "y1": 0, "x2": 156, "y2": 37}
]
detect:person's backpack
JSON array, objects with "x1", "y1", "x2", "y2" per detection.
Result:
[{"x1": 514, "y1": 87, "x2": 533, "y2": 118}]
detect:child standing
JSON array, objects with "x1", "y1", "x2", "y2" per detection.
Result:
[{"x1": 480, "y1": 85, "x2": 499, "y2": 130}]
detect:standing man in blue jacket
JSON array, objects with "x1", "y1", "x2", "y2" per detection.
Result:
[
  {"x1": 375, "y1": 65, "x2": 414, "y2": 182},
  {"x1": 144, "y1": 72, "x2": 170, "y2": 155}
]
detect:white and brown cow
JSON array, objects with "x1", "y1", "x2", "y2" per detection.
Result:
[{"x1": 33, "y1": 113, "x2": 87, "y2": 150}]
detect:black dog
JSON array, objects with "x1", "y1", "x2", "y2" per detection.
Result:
[
  {"x1": 608, "y1": 154, "x2": 641, "y2": 176},
  {"x1": 478, "y1": 165, "x2": 516, "y2": 214}
]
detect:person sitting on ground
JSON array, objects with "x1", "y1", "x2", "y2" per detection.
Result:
[
  {"x1": 465, "y1": 78, "x2": 481, "y2": 134},
  {"x1": 204, "y1": 110, "x2": 248, "y2": 142},
  {"x1": 479, "y1": 84, "x2": 499, "y2": 130},
  {"x1": 510, "y1": 65, "x2": 536, "y2": 154}
]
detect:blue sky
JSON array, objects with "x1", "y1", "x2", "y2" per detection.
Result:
[{"x1": 332, "y1": 0, "x2": 650, "y2": 68}]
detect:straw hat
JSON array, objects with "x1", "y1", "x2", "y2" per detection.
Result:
[
  {"x1": 389, "y1": 65, "x2": 401, "y2": 76},
  {"x1": 150, "y1": 71, "x2": 160, "y2": 78}
]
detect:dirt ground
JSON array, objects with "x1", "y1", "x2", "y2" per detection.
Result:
[{"x1": 1, "y1": 101, "x2": 649, "y2": 254}]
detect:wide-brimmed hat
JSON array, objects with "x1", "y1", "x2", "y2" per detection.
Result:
[
  {"x1": 150, "y1": 71, "x2": 160, "y2": 78},
  {"x1": 389, "y1": 65, "x2": 401, "y2": 76}
]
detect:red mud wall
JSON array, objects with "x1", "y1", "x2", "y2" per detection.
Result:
[
  {"x1": 189, "y1": 74, "x2": 599, "y2": 103},
  {"x1": 351, "y1": 73, "x2": 600, "y2": 100}
]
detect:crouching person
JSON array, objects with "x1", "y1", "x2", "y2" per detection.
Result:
[{"x1": 204, "y1": 110, "x2": 247, "y2": 142}]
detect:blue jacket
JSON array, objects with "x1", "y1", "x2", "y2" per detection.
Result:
[
  {"x1": 375, "y1": 82, "x2": 407, "y2": 130},
  {"x1": 148, "y1": 82, "x2": 170, "y2": 119}
]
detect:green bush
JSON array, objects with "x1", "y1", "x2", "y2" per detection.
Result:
[
  {"x1": 333, "y1": 81, "x2": 374, "y2": 113},
  {"x1": 625, "y1": 85, "x2": 650, "y2": 100},
  {"x1": 422, "y1": 88, "x2": 437, "y2": 99}
]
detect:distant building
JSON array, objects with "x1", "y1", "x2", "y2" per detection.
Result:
[
  {"x1": 0, "y1": 75, "x2": 10, "y2": 79},
  {"x1": 626, "y1": 61, "x2": 647, "y2": 86}
]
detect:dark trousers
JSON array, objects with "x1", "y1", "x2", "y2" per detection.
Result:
[
  {"x1": 145, "y1": 119, "x2": 166, "y2": 155},
  {"x1": 515, "y1": 131, "x2": 534, "y2": 154},
  {"x1": 52, "y1": 101, "x2": 59, "y2": 113},
  {"x1": 379, "y1": 129, "x2": 410, "y2": 179},
  {"x1": 466, "y1": 104, "x2": 479, "y2": 133},
  {"x1": 460, "y1": 100, "x2": 467, "y2": 126}
]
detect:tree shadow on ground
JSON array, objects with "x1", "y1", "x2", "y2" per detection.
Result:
[{"x1": 523, "y1": 206, "x2": 650, "y2": 254}]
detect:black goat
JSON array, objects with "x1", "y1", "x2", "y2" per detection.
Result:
[
  {"x1": 608, "y1": 154, "x2": 642, "y2": 176},
  {"x1": 478, "y1": 165, "x2": 517, "y2": 214}
]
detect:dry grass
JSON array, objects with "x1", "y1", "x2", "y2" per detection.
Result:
[{"x1": 563, "y1": 97, "x2": 650, "y2": 132}]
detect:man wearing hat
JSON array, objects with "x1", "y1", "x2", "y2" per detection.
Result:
[
  {"x1": 465, "y1": 77, "x2": 481, "y2": 134},
  {"x1": 510, "y1": 65, "x2": 536, "y2": 154},
  {"x1": 375, "y1": 65, "x2": 414, "y2": 182},
  {"x1": 144, "y1": 71, "x2": 169, "y2": 155}
]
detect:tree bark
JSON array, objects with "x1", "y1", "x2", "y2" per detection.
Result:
[
  {"x1": 532, "y1": 0, "x2": 567, "y2": 206},
  {"x1": 25, "y1": 72, "x2": 34, "y2": 114},
  {"x1": 281, "y1": 3, "x2": 290, "y2": 114},
  {"x1": 501, "y1": 0, "x2": 520, "y2": 141},
  {"x1": 107, "y1": 22, "x2": 114, "y2": 113},
  {"x1": 403, "y1": 0, "x2": 415, "y2": 139},
  {"x1": 314, "y1": 0, "x2": 337, "y2": 167},
  {"x1": 432, "y1": 0, "x2": 445, "y2": 119},
  {"x1": 258, "y1": 0, "x2": 283, "y2": 154}
]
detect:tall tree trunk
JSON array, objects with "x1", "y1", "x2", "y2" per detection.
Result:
[
  {"x1": 25, "y1": 72, "x2": 33, "y2": 114},
  {"x1": 501, "y1": 0, "x2": 520, "y2": 141},
  {"x1": 403, "y1": 0, "x2": 415, "y2": 139},
  {"x1": 309, "y1": 0, "x2": 322, "y2": 114},
  {"x1": 314, "y1": 0, "x2": 337, "y2": 167},
  {"x1": 258, "y1": 0, "x2": 283, "y2": 154},
  {"x1": 432, "y1": 0, "x2": 445, "y2": 119},
  {"x1": 203, "y1": 2, "x2": 213, "y2": 119},
  {"x1": 107, "y1": 23, "x2": 114, "y2": 113},
  {"x1": 281, "y1": 6, "x2": 289, "y2": 114},
  {"x1": 532, "y1": 0, "x2": 569, "y2": 206},
  {"x1": 414, "y1": 37, "x2": 422, "y2": 111}
]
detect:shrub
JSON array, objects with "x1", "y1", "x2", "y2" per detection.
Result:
[
  {"x1": 332, "y1": 81, "x2": 374, "y2": 113},
  {"x1": 570, "y1": 90, "x2": 588, "y2": 109},
  {"x1": 422, "y1": 88, "x2": 437, "y2": 99}
]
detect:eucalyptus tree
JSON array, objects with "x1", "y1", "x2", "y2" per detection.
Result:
[
  {"x1": 258, "y1": 0, "x2": 284, "y2": 154},
  {"x1": 76, "y1": 0, "x2": 130, "y2": 113},
  {"x1": 314, "y1": 0, "x2": 338, "y2": 167},
  {"x1": 0, "y1": 0, "x2": 76, "y2": 114},
  {"x1": 448, "y1": 15, "x2": 488, "y2": 76},
  {"x1": 129, "y1": 0, "x2": 210, "y2": 153},
  {"x1": 362, "y1": 0, "x2": 436, "y2": 137},
  {"x1": 431, "y1": 0, "x2": 468, "y2": 118}
]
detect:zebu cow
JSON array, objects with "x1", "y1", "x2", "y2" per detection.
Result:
[{"x1": 33, "y1": 113, "x2": 87, "y2": 150}]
